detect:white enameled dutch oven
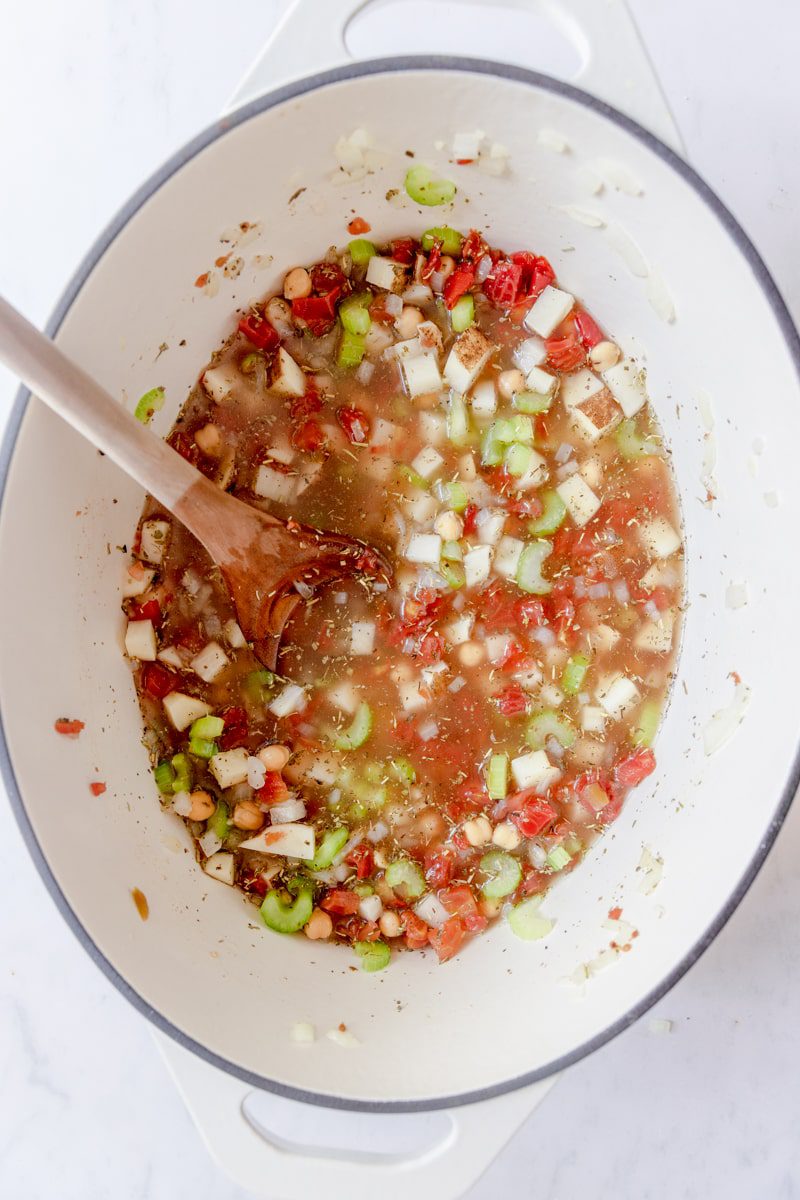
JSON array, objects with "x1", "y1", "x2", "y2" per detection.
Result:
[{"x1": 2, "y1": 2, "x2": 799, "y2": 1196}]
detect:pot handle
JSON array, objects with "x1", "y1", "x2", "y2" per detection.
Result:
[
  {"x1": 155, "y1": 1031, "x2": 559, "y2": 1200},
  {"x1": 226, "y1": 0, "x2": 683, "y2": 153}
]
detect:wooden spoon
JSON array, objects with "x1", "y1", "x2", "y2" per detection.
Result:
[{"x1": 0, "y1": 296, "x2": 390, "y2": 668}]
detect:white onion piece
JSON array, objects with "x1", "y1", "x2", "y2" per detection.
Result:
[
  {"x1": 199, "y1": 830, "x2": 222, "y2": 857},
  {"x1": 326, "y1": 1027, "x2": 360, "y2": 1048},
  {"x1": 247, "y1": 757, "x2": 267, "y2": 790},
  {"x1": 649, "y1": 1018, "x2": 673, "y2": 1035},
  {"x1": 555, "y1": 441, "x2": 574, "y2": 464},
  {"x1": 430, "y1": 271, "x2": 445, "y2": 292},
  {"x1": 291, "y1": 1022, "x2": 315, "y2": 1044},
  {"x1": 612, "y1": 579, "x2": 630, "y2": 605},
  {"x1": 645, "y1": 270, "x2": 676, "y2": 323},
  {"x1": 418, "y1": 719, "x2": 439, "y2": 742},
  {"x1": 475, "y1": 254, "x2": 492, "y2": 282},
  {"x1": 588, "y1": 582, "x2": 610, "y2": 599},
  {"x1": 384, "y1": 293, "x2": 403, "y2": 317},
  {"x1": 562, "y1": 205, "x2": 605, "y2": 228},
  {"x1": 531, "y1": 626, "x2": 556, "y2": 647},
  {"x1": 413, "y1": 892, "x2": 450, "y2": 928},
  {"x1": 355, "y1": 360, "x2": 375, "y2": 385},
  {"x1": 703, "y1": 681, "x2": 751, "y2": 756},
  {"x1": 555, "y1": 461, "x2": 579, "y2": 481},
  {"x1": 367, "y1": 821, "x2": 389, "y2": 843},
  {"x1": 638, "y1": 846, "x2": 664, "y2": 895},
  {"x1": 269, "y1": 797, "x2": 306, "y2": 823},
  {"x1": 594, "y1": 157, "x2": 644, "y2": 195},
  {"x1": 172, "y1": 791, "x2": 192, "y2": 817},
  {"x1": 448, "y1": 675, "x2": 466, "y2": 693},
  {"x1": 538, "y1": 128, "x2": 570, "y2": 152}
]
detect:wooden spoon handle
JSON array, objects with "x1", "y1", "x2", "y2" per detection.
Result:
[{"x1": 0, "y1": 294, "x2": 200, "y2": 512}]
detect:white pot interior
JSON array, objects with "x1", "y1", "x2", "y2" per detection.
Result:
[{"x1": 1, "y1": 64, "x2": 798, "y2": 1107}]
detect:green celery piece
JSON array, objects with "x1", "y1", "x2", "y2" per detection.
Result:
[
  {"x1": 451, "y1": 294, "x2": 475, "y2": 333},
  {"x1": 134, "y1": 386, "x2": 165, "y2": 425},
  {"x1": 479, "y1": 850, "x2": 522, "y2": 899},
  {"x1": 486, "y1": 753, "x2": 509, "y2": 800},
  {"x1": 339, "y1": 292, "x2": 372, "y2": 336},
  {"x1": 632, "y1": 699, "x2": 661, "y2": 747},
  {"x1": 190, "y1": 715, "x2": 224, "y2": 740},
  {"x1": 337, "y1": 328, "x2": 366, "y2": 368},
  {"x1": 546, "y1": 845, "x2": 572, "y2": 872},
  {"x1": 513, "y1": 390, "x2": 552, "y2": 414},
  {"x1": 615, "y1": 417, "x2": 661, "y2": 459},
  {"x1": 260, "y1": 884, "x2": 314, "y2": 934},
  {"x1": 421, "y1": 226, "x2": 463, "y2": 254},
  {"x1": 208, "y1": 800, "x2": 229, "y2": 841},
  {"x1": 441, "y1": 560, "x2": 465, "y2": 589},
  {"x1": 526, "y1": 710, "x2": 575, "y2": 751},
  {"x1": 354, "y1": 940, "x2": 391, "y2": 971},
  {"x1": 189, "y1": 736, "x2": 217, "y2": 760},
  {"x1": 516, "y1": 541, "x2": 553, "y2": 595},
  {"x1": 170, "y1": 752, "x2": 192, "y2": 795},
  {"x1": 508, "y1": 896, "x2": 554, "y2": 941},
  {"x1": 504, "y1": 442, "x2": 534, "y2": 477},
  {"x1": 405, "y1": 165, "x2": 457, "y2": 207},
  {"x1": 528, "y1": 490, "x2": 567, "y2": 536},
  {"x1": 447, "y1": 392, "x2": 470, "y2": 446},
  {"x1": 562, "y1": 653, "x2": 590, "y2": 696},
  {"x1": 311, "y1": 827, "x2": 349, "y2": 871},
  {"x1": 348, "y1": 238, "x2": 377, "y2": 267},
  {"x1": 154, "y1": 760, "x2": 175, "y2": 794},
  {"x1": 334, "y1": 702, "x2": 373, "y2": 751},
  {"x1": 385, "y1": 859, "x2": 426, "y2": 899}
]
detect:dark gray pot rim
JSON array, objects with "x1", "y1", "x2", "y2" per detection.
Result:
[{"x1": 2, "y1": 55, "x2": 799, "y2": 1114}]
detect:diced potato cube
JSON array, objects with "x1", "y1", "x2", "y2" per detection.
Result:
[
  {"x1": 581, "y1": 705, "x2": 607, "y2": 734},
  {"x1": 398, "y1": 678, "x2": 429, "y2": 712},
  {"x1": 494, "y1": 535, "x2": 524, "y2": 579},
  {"x1": 370, "y1": 417, "x2": 400, "y2": 448},
  {"x1": 634, "y1": 612, "x2": 675, "y2": 653},
  {"x1": 122, "y1": 564, "x2": 155, "y2": 598},
  {"x1": 556, "y1": 474, "x2": 601, "y2": 526},
  {"x1": 140, "y1": 519, "x2": 170, "y2": 566},
  {"x1": 366, "y1": 256, "x2": 408, "y2": 292},
  {"x1": 560, "y1": 368, "x2": 604, "y2": 409},
  {"x1": 190, "y1": 641, "x2": 230, "y2": 683},
  {"x1": 268, "y1": 347, "x2": 307, "y2": 398},
  {"x1": 443, "y1": 614, "x2": 474, "y2": 645},
  {"x1": 525, "y1": 366, "x2": 557, "y2": 395},
  {"x1": 411, "y1": 446, "x2": 444, "y2": 479},
  {"x1": 524, "y1": 285, "x2": 575, "y2": 337},
  {"x1": 201, "y1": 364, "x2": 238, "y2": 403},
  {"x1": 401, "y1": 351, "x2": 443, "y2": 397},
  {"x1": 590, "y1": 623, "x2": 621, "y2": 654},
  {"x1": 596, "y1": 673, "x2": 640, "y2": 719},
  {"x1": 514, "y1": 336, "x2": 547, "y2": 373},
  {"x1": 464, "y1": 544, "x2": 493, "y2": 587},
  {"x1": 475, "y1": 508, "x2": 507, "y2": 546},
  {"x1": 203, "y1": 852, "x2": 236, "y2": 885},
  {"x1": 162, "y1": 692, "x2": 213, "y2": 732},
  {"x1": 444, "y1": 327, "x2": 495, "y2": 393},
  {"x1": 269, "y1": 684, "x2": 307, "y2": 718},
  {"x1": 253, "y1": 463, "x2": 297, "y2": 504},
  {"x1": 403, "y1": 492, "x2": 439, "y2": 525},
  {"x1": 511, "y1": 749, "x2": 561, "y2": 792},
  {"x1": 602, "y1": 359, "x2": 648, "y2": 417},
  {"x1": 639, "y1": 517, "x2": 681, "y2": 559},
  {"x1": 350, "y1": 621, "x2": 376, "y2": 655},
  {"x1": 209, "y1": 747, "x2": 251, "y2": 789},
  {"x1": 223, "y1": 619, "x2": 247, "y2": 649},
  {"x1": 405, "y1": 533, "x2": 442, "y2": 564},
  {"x1": 124, "y1": 619, "x2": 157, "y2": 662},
  {"x1": 418, "y1": 410, "x2": 447, "y2": 445},
  {"x1": 571, "y1": 387, "x2": 622, "y2": 441},
  {"x1": 471, "y1": 379, "x2": 497, "y2": 417}
]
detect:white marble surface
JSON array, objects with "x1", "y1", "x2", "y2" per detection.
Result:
[{"x1": 2, "y1": 3, "x2": 799, "y2": 1197}]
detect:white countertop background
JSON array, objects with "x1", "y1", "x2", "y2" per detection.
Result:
[{"x1": 2, "y1": 2, "x2": 799, "y2": 1197}]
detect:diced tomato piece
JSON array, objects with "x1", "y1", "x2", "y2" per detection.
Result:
[
  {"x1": 218, "y1": 705, "x2": 248, "y2": 750},
  {"x1": 321, "y1": 889, "x2": 361, "y2": 916},
  {"x1": 643, "y1": 585, "x2": 671, "y2": 612},
  {"x1": 129, "y1": 598, "x2": 162, "y2": 624},
  {"x1": 511, "y1": 251, "x2": 555, "y2": 301},
  {"x1": 89, "y1": 781, "x2": 107, "y2": 796},
  {"x1": 543, "y1": 589, "x2": 576, "y2": 638},
  {"x1": 401, "y1": 588, "x2": 446, "y2": 631},
  {"x1": 462, "y1": 503, "x2": 479, "y2": 536},
  {"x1": 256, "y1": 772, "x2": 289, "y2": 804},
  {"x1": 521, "y1": 868, "x2": 550, "y2": 896},
  {"x1": 289, "y1": 390, "x2": 323, "y2": 421},
  {"x1": 291, "y1": 418, "x2": 326, "y2": 453},
  {"x1": 337, "y1": 406, "x2": 371, "y2": 444},
  {"x1": 495, "y1": 684, "x2": 530, "y2": 717},
  {"x1": 443, "y1": 262, "x2": 476, "y2": 309},
  {"x1": 614, "y1": 749, "x2": 656, "y2": 789},
  {"x1": 54, "y1": 718, "x2": 85, "y2": 738},
  {"x1": 476, "y1": 580, "x2": 519, "y2": 632},
  {"x1": 390, "y1": 237, "x2": 418, "y2": 265},
  {"x1": 140, "y1": 662, "x2": 176, "y2": 700},
  {"x1": 506, "y1": 493, "x2": 543, "y2": 520},
  {"x1": 420, "y1": 237, "x2": 442, "y2": 282},
  {"x1": 461, "y1": 230, "x2": 488, "y2": 261},
  {"x1": 347, "y1": 216, "x2": 371, "y2": 235},
  {"x1": 440, "y1": 884, "x2": 478, "y2": 918},
  {"x1": 310, "y1": 262, "x2": 348, "y2": 296},
  {"x1": 514, "y1": 596, "x2": 545, "y2": 629},
  {"x1": 573, "y1": 309, "x2": 604, "y2": 348},
  {"x1": 553, "y1": 526, "x2": 597, "y2": 559},
  {"x1": 600, "y1": 497, "x2": 641, "y2": 534},
  {"x1": 499, "y1": 642, "x2": 532, "y2": 673},
  {"x1": 167, "y1": 429, "x2": 200, "y2": 465},
  {"x1": 428, "y1": 916, "x2": 466, "y2": 962},
  {"x1": 424, "y1": 848, "x2": 455, "y2": 889},
  {"x1": 291, "y1": 293, "x2": 339, "y2": 337},
  {"x1": 483, "y1": 260, "x2": 524, "y2": 308},
  {"x1": 511, "y1": 797, "x2": 558, "y2": 838},
  {"x1": 401, "y1": 909, "x2": 430, "y2": 950},
  {"x1": 346, "y1": 843, "x2": 374, "y2": 881},
  {"x1": 417, "y1": 631, "x2": 444, "y2": 664},
  {"x1": 545, "y1": 330, "x2": 585, "y2": 371},
  {"x1": 241, "y1": 870, "x2": 268, "y2": 897},
  {"x1": 238, "y1": 312, "x2": 280, "y2": 352}
]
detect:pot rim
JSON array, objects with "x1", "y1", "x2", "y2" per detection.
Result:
[{"x1": 2, "y1": 55, "x2": 799, "y2": 1113}]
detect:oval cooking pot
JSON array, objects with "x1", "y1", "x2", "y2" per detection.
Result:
[{"x1": 1, "y1": 1, "x2": 799, "y2": 1196}]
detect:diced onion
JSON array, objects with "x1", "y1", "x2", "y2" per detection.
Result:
[
  {"x1": 555, "y1": 441, "x2": 574, "y2": 464},
  {"x1": 367, "y1": 821, "x2": 389, "y2": 843},
  {"x1": 269, "y1": 797, "x2": 306, "y2": 823},
  {"x1": 612, "y1": 579, "x2": 630, "y2": 604},
  {"x1": 531, "y1": 626, "x2": 556, "y2": 647},
  {"x1": 172, "y1": 791, "x2": 192, "y2": 817},
  {"x1": 703, "y1": 681, "x2": 751, "y2": 756},
  {"x1": 418, "y1": 719, "x2": 439, "y2": 742},
  {"x1": 475, "y1": 254, "x2": 492, "y2": 282},
  {"x1": 448, "y1": 675, "x2": 466, "y2": 693},
  {"x1": 247, "y1": 757, "x2": 267, "y2": 789},
  {"x1": 588, "y1": 582, "x2": 610, "y2": 599},
  {"x1": 199, "y1": 830, "x2": 222, "y2": 857},
  {"x1": 638, "y1": 846, "x2": 664, "y2": 895}
]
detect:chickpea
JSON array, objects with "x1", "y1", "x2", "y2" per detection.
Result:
[
  {"x1": 258, "y1": 743, "x2": 291, "y2": 771},
  {"x1": 458, "y1": 641, "x2": 486, "y2": 668},
  {"x1": 462, "y1": 815, "x2": 492, "y2": 847},
  {"x1": 283, "y1": 266, "x2": 312, "y2": 300},
  {"x1": 492, "y1": 821, "x2": 522, "y2": 851},
  {"x1": 194, "y1": 423, "x2": 223, "y2": 457},
  {"x1": 413, "y1": 807, "x2": 447, "y2": 842},
  {"x1": 498, "y1": 369, "x2": 525, "y2": 400},
  {"x1": 304, "y1": 907, "x2": 333, "y2": 940},
  {"x1": 437, "y1": 255, "x2": 456, "y2": 282},
  {"x1": 188, "y1": 790, "x2": 215, "y2": 821},
  {"x1": 232, "y1": 800, "x2": 264, "y2": 831},
  {"x1": 379, "y1": 911, "x2": 402, "y2": 938},
  {"x1": 395, "y1": 305, "x2": 424, "y2": 339},
  {"x1": 434, "y1": 510, "x2": 463, "y2": 541},
  {"x1": 374, "y1": 876, "x2": 395, "y2": 903},
  {"x1": 479, "y1": 897, "x2": 502, "y2": 919},
  {"x1": 588, "y1": 340, "x2": 621, "y2": 372}
]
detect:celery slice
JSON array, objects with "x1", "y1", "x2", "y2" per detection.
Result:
[
  {"x1": 513, "y1": 390, "x2": 552, "y2": 414},
  {"x1": 526, "y1": 710, "x2": 575, "y2": 751},
  {"x1": 451, "y1": 294, "x2": 475, "y2": 332},
  {"x1": 354, "y1": 940, "x2": 391, "y2": 971},
  {"x1": 546, "y1": 845, "x2": 572, "y2": 872},
  {"x1": 615, "y1": 417, "x2": 661, "y2": 459},
  {"x1": 632, "y1": 699, "x2": 661, "y2": 747},
  {"x1": 334, "y1": 702, "x2": 373, "y2": 750},
  {"x1": 311, "y1": 827, "x2": 349, "y2": 871},
  {"x1": 486, "y1": 753, "x2": 509, "y2": 800},
  {"x1": 508, "y1": 896, "x2": 554, "y2": 941},
  {"x1": 441, "y1": 560, "x2": 466, "y2": 589},
  {"x1": 435, "y1": 480, "x2": 469, "y2": 511},
  {"x1": 528, "y1": 490, "x2": 567, "y2": 537},
  {"x1": 446, "y1": 392, "x2": 471, "y2": 446},
  {"x1": 516, "y1": 541, "x2": 552, "y2": 595},
  {"x1": 134, "y1": 386, "x2": 165, "y2": 425},
  {"x1": 260, "y1": 884, "x2": 314, "y2": 934},
  {"x1": 348, "y1": 238, "x2": 377, "y2": 267},
  {"x1": 154, "y1": 760, "x2": 175, "y2": 794},
  {"x1": 421, "y1": 226, "x2": 463, "y2": 254},
  {"x1": 386, "y1": 859, "x2": 426, "y2": 899},
  {"x1": 189, "y1": 736, "x2": 217, "y2": 760},
  {"x1": 389, "y1": 757, "x2": 416, "y2": 785},
  {"x1": 337, "y1": 328, "x2": 366, "y2": 368},
  {"x1": 208, "y1": 800, "x2": 229, "y2": 841},
  {"x1": 170, "y1": 752, "x2": 192, "y2": 795},
  {"x1": 562, "y1": 653, "x2": 590, "y2": 696},
  {"x1": 190, "y1": 715, "x2": 224, "y2": 740},
  {"x1": 339, "y1": 293, "x2": 372, "y2": 336},
  {"x1": 504, "y1": 442, "x2": 534, "y2": 477},
  {"x1": 479, "y1": 850, "x2": 522, "y2": 898},
  {"x1": 405, "y1": 166, "x2": 457, "y2": 207}
]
